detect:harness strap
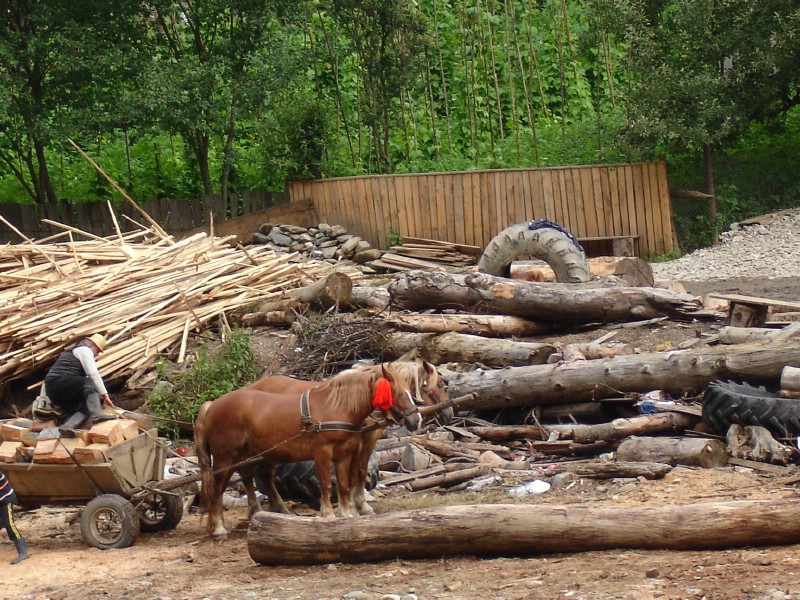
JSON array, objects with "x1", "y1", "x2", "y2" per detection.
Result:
[{"x1": 300, "y1": 390, "x2": 362, "y2": 433}]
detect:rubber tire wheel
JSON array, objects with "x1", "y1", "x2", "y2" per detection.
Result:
[
  {"x1": 255, "y1": 455, "x2": 380, "y2": 510},
  {"x1": 80, "y1": 494, "x2": 140, "y2": 550},
  {"x1": 702, "y1": 380, "x2": 800, "y2": 437},
  {"x1": 137, "y1": 491, "x2": 184, "y2": 533},
  {"x1": 478, "y1": 222, "x2": 590, "y2": 282}
]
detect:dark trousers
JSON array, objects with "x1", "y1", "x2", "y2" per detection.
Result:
[
  {"x1": 1, "y1": 499, "x2": 22, "y2": 542},
  {"x1": 45, "y1": 376, "x2": 96, "y2": 412}
]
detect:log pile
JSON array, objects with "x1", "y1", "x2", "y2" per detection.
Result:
[{"x1": 0, "y1": 213, "x2": 336, "y2": 394}]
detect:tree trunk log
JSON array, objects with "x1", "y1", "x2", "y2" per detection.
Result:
[
  {"x1": 248, "y1": 499, "x2": 800, "y2": 565},
  {"x1": 254, "y1": 272, "x2": 353, "y2": 313},
  {"x1": 718, "y1": 323, "x2": 800, "y2": 345},
  {"x1": 511, "y1": 256, "x2": 654, "y2": 287},
  {"x1": 442, "y1": 342, "x2": 800, "y2": 411},
  {"x1": 564, "y1": 461, "x2": 672, "y2": 479},
  {"x1": 388, "y1": 270, "x2": 701, "y2": 326},
  {"x1": 385, "y1": 331, "x2": 555, "y2": 366},
  {"x1": 349, "y1": 285, "x2": 391, "y2": 310},
  {"x1": 616, "y1": 436, "x2": 728, "y2": 468},
  {"x1": 546, "y1": 413, "x2": 700, "y2": 444},
  {"x1": 383, "y1": 314, "x2": 550, "y2": 337},
  {"x1": 781, "y1": 366, "x2": 800, "y2": 398}
]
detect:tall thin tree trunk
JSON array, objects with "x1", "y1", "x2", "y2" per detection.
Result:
[
  {"x1": 704, "y1": 144, "x2": 718, "y2": 245},
  {"x1": 431, "y1": 0, "x2": 453, "y2": 150},
  {"x1": 483, "y1": 0, "x2": 504, "y2": 140}
]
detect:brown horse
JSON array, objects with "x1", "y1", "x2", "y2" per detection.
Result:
[
  {"x1": 250, "y1": 358, "x2": 451, "y2": 515},
  {"x1": 194, "y1": 363, "x2": 421, "y2": 538}
]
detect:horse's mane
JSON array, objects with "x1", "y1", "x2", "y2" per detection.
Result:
[{"x1": 316, "y1": 367, "x2": 380, "y2": 413}]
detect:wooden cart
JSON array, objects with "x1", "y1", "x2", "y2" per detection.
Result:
[{"x1": 2, "y1": 431, "x2": 190, "y2": 549}]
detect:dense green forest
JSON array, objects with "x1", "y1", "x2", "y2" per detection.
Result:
[{"x1": 1, "y1": 0, "x2": 798, "y2": 245}]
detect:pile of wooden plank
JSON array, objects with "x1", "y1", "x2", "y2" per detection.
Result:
[
  {"x1": 0, "y1": 211, "x2": 334, "y2": 394},
  {"x1": 372, "y1": 237, "x2": 481, "y2": 271},
  {"x1": 0, "y1": 417, "x2": 141, "y2": 464}
]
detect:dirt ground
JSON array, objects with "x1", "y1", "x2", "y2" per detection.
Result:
[{"x1": 4, "y1": 276, "x2": 800, "y2": 600}]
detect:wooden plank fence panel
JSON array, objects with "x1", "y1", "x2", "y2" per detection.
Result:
[{"x1": 0, "y1": 162, "x2": 674, "y2": 258}]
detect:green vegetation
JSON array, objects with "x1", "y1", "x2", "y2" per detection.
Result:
[
  {"x1": 146, "y1": 328, "x2": 258, "y2": 439},
  {"x1": 386, "y1": 229, "x2": 404, "y2": 248},
  {"x1": 1, "y1": 0, "x2": 798, "y2": 249}
]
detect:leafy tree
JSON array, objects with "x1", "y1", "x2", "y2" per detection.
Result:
[
  {"x1": 142, "y1": 0, "x2": 311, "y2": 199},
  {"x1": 607, "y1": 0, "x2": 800, "y2": 214},
  {"x1": 0, "y1": 0, "x2": 147, "y2": 203},
  {"x1": 324, "y1": 0, "x2": 430, "y2": 173}
]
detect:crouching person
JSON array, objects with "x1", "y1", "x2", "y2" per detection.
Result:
[
  {"x1": 0, "y1": 468, "x2": 28, "y2": 564},
  {"x1": 44, "y1": 333, "x2": 117, "y2": 437}
]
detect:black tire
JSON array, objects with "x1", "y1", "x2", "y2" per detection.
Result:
[
  {"x1": 702, "y1": 380, "x2": 800, "y2": 437},
  {"x1": 478, "y1": 221, "x2": 590, "y2": 282},
  {"x1": 80, "y1": 494, "x2": 140, "y2": 550},
  {"x1": 255, "y1": 455, "x2": 380, "y2": 509},
  {"x1": 137, "y1": 491, "x2": 184, "y2": 533}
]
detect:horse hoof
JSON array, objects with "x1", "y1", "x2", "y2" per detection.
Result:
[{"x1": 358, "y1": 504, "x2": 375, "y2": 516}]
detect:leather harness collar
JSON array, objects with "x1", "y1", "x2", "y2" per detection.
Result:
[{"x1": 300, "y1": 390, "x2": 363, "y2": 433}]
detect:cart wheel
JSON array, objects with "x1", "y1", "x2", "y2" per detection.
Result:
[
  {"x1": 80, "y1": 494, "x2": 140, "y2": 550},
  {"x1": 138, "y1": 491, "x2": 184, "y2": 532}
]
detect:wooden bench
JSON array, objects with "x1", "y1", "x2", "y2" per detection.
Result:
[
  {"x1": 709, "y1": 293, "x2": 800, "y2": 328},
  {"x1": 578, "y1": 235, "x2": 639, "y2": 257}
]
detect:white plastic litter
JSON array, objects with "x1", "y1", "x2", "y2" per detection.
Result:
[{"x1": 506, "y1": 479, "x2": 551, "y2": 497}]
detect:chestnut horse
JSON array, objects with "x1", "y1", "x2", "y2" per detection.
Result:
[
  {"x1": 250, "y1": 358, "x2": 451, "y2": 515},
  {"x1": 194, "y1": 363, "x2": 421, "y2": 538}
]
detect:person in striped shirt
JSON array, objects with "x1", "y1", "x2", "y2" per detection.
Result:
[{"x1": 0, "y1": 469, "x2": 29, "y2": 564}]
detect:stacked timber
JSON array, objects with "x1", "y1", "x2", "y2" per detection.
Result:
[
  {"x1": 0, "y1": 213, "x2": 336, "y2": 393},
  {"x1": 0, "y1": 417, "x2": 142, "y2": 464},
  {"x1": 373, "y1": 237, "x2": 482, "y2": 272}
]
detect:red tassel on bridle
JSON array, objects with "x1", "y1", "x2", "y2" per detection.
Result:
[{"x1": 372, "y1": 377, "x2": 394, "y2": 411}]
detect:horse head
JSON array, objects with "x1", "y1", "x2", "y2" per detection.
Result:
[
  {"x1": 380, "y1": 363, "x2": 422, "y2": 431},
  {"x1": 419, "y1": 359, "x2": 453, "y2": 425}
]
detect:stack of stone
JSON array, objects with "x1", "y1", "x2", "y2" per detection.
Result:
[{"x1": 252, "y1": 222, "x2": 383, "y2": 270}]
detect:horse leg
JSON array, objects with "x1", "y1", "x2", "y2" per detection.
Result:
[
  {"x1": 238, "y1": 466, "x2": 262, "y2": 518},
  {"x1": 208, "y1": 465, "x2": 236, "y2": 539},
  {"x1": 334, "y1": 453, "x2": 357, "y2": 518},
  {"x1": 261, "y1": 463, "x2": 292, "y2": 514},
  {"x1": 352, "y1": 429, "x2": 381, "y2": 515},
  {"x1": 314, "y1": 449, "x2": 336, "y2": 519}
]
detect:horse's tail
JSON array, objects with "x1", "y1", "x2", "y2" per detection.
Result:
[{"x1": 194, "y1": 401, "x2": 215, "y2": 514}]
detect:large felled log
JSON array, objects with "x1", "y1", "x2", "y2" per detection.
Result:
[
  {"x1": 385, "y1": 331, "x2": 556, "y2": 366},
  {"x1": 248, "y1": 499, "x2": 800, "y2": 565},
  {"x1": 253, "y1": 272, "x2": 353, "y2": 313},
  {"x1": 511, "y1": 256, "x2": 654, "y2": 287},
  {"x1": 616, "y1": 436, "x2": 728, "y2": 468},
  {"x1": 546, "y1": 412, "x2": 700, "y2": 444},
  {"x1": 443, "y1": 342, "x2": 800, "y2": 411},
  {"x1": 383, "y1": 314, "x2": 550, "y2": 337},
  {"x1": 388, "y1": 270, "x2": 701, "y2": 326}
]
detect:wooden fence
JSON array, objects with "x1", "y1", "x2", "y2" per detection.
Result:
[
  {"x1": 287, "y1": 161, "x2": 677, "y2": 258},
  {"x1": 1, "y1": 162, "x2": 676, "y2": 258},
  {"x1": 0, "y1": 189, "x2": 288, "y2": 244}
]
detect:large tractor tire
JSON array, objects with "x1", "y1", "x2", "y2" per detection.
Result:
[
  {"x1": 255, "y1": 456, "x2": 380, "y2": 510},
  {"x1": 702, "y1": 380, "x2": 800, "y2": 438},
  {"x1": 478, "y1": 220, "x2": 590, "y2": 283}
]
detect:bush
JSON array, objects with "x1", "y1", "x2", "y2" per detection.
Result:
[{"x1": 146, "y1": 328, "x2": 258, "y2": 439}]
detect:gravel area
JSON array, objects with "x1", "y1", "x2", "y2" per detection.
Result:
[{"x1": 650, "y1": 208, "x2": 800, "y2": 282}]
